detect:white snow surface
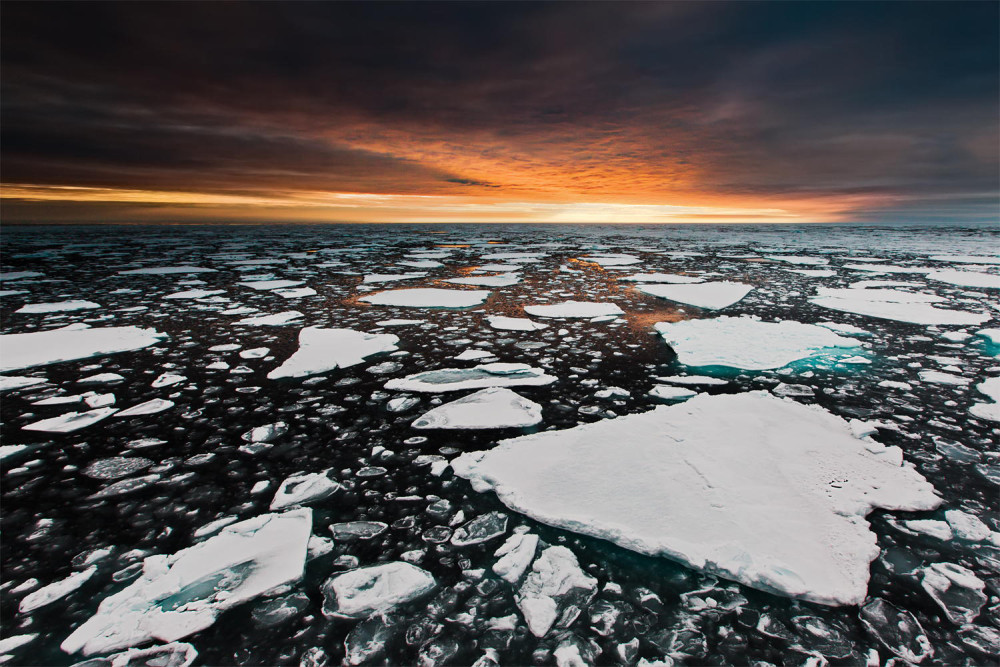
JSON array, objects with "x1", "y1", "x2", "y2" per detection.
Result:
[
  {"x1": 359, "y1": 288, "x2": 489, "y2": 309},
  {"x1": 411, "y1": 388, "x2": 543, "y2": 429},
  {"x1": 385, "y1": 363, "x2": 556, "y2": 392},
  {"x1": 61, "y1": 509, "x2": 313, "y2": 656},
  {"x1": 635, "y1": 281, "x2": 753, "y2": 310},
  {"x1": 16, "y1": 300, "x2": 101, "y2": 314},
  {"x1": 452, "y1": 392, "x2": 940, "y2": 606},
  {"x1": 654, "y1": 317, "x2": 860, "y2": 370},
  {"x1": 0, "y1": 325, "x2": 167, "y2": 372},
  {"x1": 524, "y1": 301, "x2": 623, "y2": 319},
  {"x1": 487, "y1": 315, "x2": 548, "y2": 331},
  {"x1": 268, "y1": 327, "x2": 399, "y2": 379}
]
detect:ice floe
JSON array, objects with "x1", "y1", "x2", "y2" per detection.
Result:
[
  {"x1": 654, "y1": 317, "x2": 860, "y2": 370},
  {"x1": 117, "y1": 266, "x2": 216, "y2": 275},
  {"x1": 809, "y1": 288, "x2": 990, "y2": 326},
  {"x1": 925, "y1": 269, "x2": 1000, "y2": 289},
  {"x1": 16, "y1": 300, "x2": 101, "y2": 314},
  {"x1": 969, "y1": 376, "x2": 1000, "y2": 422},
  {"x1": 446, "y1": 273, "x2": 521, "y2": 287},
  {"x1": 492, "y1": 533, "x2": 539, "y2": 583},
  {"x1": 453, "y1": 392, "x2": 940, "y2": 606},
  {"x1": 648, "y1": 385, "x2": 697, "y2": 401},
  {"x1": 270, "y1": 471, "x2": 340, "y2": 510},
  {"x1": 114, "y1": 398, "x2": 175, "y2": 417},
  {"x1": 22, "y1": 407, "x2": 119, "y2": 433},
  {"x1": 618, "y1": 273, "x2": 704, "y2": 284},
  {"x1": 919, "y1": 562, "x2": 986, "y2": 624},
  {"x1": 524, "y1": 301, "x2": 623, "y2": 319},
  {"x1": 362, "y1": 273, "x2": 427, "y2": 284},
  {"x1": 61, "y1": 509, "x2": 313, "y2": 656},
  {"x1": 235, "y1": 311, "x2": 304, "y2": 326},
  {"x1": 0, "y1": 325, "x2": 167, "y2": 372},
  {"x1": 411, "y1": 388, "x2": 542, "y2": 429},
  {"x1": 486, "y1": 315, "x2": 548, "y2": 331},
  {"x1": 635, "y1": 281, "x2": 753, "y2": 310},
  {"x1": 359, "y1": 288, "x2": 489, "y2": 309},
  {"x1": 516, "y1": 546, "x2": 597, "y2": 637},
  {"x1": 859, "y1": 598, "x2": 933, "y2": 663},
  {"x1": 385, "y1": 363, "x2": 556, "y2": 392},
  {"x1": 19, "y1": 566, "x2": 97, "y2": 613},
  {"x1": 268, "y1": 327, "x2": 399, "y2": 379},
  {"x1": 0, "y1": 375, "x2": 46, "y2": 391},
  {"x1": 320, "y1": 562, "x2": 436, "y2": 619}
]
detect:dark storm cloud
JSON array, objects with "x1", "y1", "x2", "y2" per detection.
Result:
[{"x1": 2, "y1": 1, "x2": 997, "y2": 220}]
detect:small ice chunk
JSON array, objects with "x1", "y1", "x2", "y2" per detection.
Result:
[
  {"x1": 919, "y1": 562, "x2": 987, "y2": 624},
  {"x1": 268, "y1": 327, "x2": 399, "y2": 379},
  {"x1": 655, "y1": 375, "x2": 728, "y2": 386},
  {"x1": 359, "y1": 288, "x2": 489, "y2": 309},
  {"x1": 270, "y1": 471, "x2": 340, "y2": 510},
  {"x1": 238, "y1": 279, "x2": 305, "y2": 290},
  {"x1": 917, "y1": 370, "x2": 971, "y2": 385},
  {"x1": 16, "y1": 300, "x2": 101, "y2": 314},
  {"x1": 362, "y1": 273, "x2": 427, "y2": 284},
  {"x1": 654, "y1": 317, "x2": 859, "y2": 370},
  {"x1": 83, "y1": 457, "x2": 154, "y2": 480},
  {"x1": 524, "y1": 301, "x2": 623, "y2": 319},
  {"x1": 61, "y1": 509, "x2": 313, "y2": 656},
  {"x1": 0, "y1": 271, "x2": 43, "y2": 280},
  {"x1": 164, "y1": 289, "x2": 226, "y2": 299},
  {"x1": 115, "y1": 399, "x2": 175, "y2": 417},
  {"x1": 516, "y1": 546, "x2": 597, "y2": 637},
  {"x1": 0, "y1": 375, "x2": 46, "y2": 391},
  {"x1": 386, "y1": 396, "x2": 420, "y2": 412},
  {"x1": 19, "y1": 566, "x2": 97, "y2": 613},
  {"x1": 23, "y1": 407, "x2": 118, "y2": 433},
  {"x1": 492, "y1": 533, "x2": 539, "y2": 583},
  {"x1": 385, "y1": 363, "x2": 556, "y2": 393},
  {"x1": 330, "y1": 521, "x2": 388, "y2": 541},
  {"x1": 635, "y1": 281, "x2": 753, "y2": 310},
  {"x1": 901, "y1": 520, "x2": 953, "y2": 541},
  {"x1": 859, "y1": 598, "x2": 933, "y2": 664},
  {"x1": 925, "y1": 269, "x2": 1000, "y2": 289},
  {"x1": 152, "y1": 373, "x2": 186, "y2": 388},
  {"x1": 944, "y1": 509, "x2": 991, "y2": 541},
  {"x1": 235, "y1": 311, "x2": 304, "y2": 326},
  {"x1": 320, "y1": 562, "x2": 436, "y2": 619},
  {"x1": 969, "y1": 376, "x2": 1000, "y2": 422},
  {"x1": 452, "y1": 511, "x2": 508, "y2": 546},
  {"x1": 454, "y1": 349, "x2": 496, "y2": 361},
  {"x1": 810, "y1": 288, "x2": 989, "y2": 326},
  {"x1": 412, "y1": 388, "x2": 542, "y2": 429},
  {"x1": 0, "y1": 325, "x2": 167, "y2": 372},
  {"x1": 487, "y1": 315, "x2": 548, "y2": 331},
  {"x1": 648, "y1": 385, "x2": 696, "y2": 401}
]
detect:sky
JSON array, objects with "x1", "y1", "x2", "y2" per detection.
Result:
[{"x1": 2, "y1": 1, "x2": 997, "y2": 225}]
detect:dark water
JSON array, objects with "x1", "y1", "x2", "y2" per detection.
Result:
[{"x1": 0, "y1": 223, "x2": 997, "y2": 666}]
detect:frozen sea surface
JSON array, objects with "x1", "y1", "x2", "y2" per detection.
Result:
[{"x1": 0, "y1": 223, "x2": 997, "y2": 666}]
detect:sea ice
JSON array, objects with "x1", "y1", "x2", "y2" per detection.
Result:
[
  {"x1": 267, "y1": 327, "x2": 399, "y2": 379},
  {"x1": 516, "y1": 546, "x2": 597, "y2": 637},
  {"x1": 320, "y1": 562, "x2": 436, "y2": 619},
  {"x1": 411, "y1": 388, "x2": 543, "y2": 429},
  {"x1": 925, "y1": 269, "x2": 1000, "y2": 289},
  {"x1": 114, "y1": 399, "x2": 175, "y2": 417},
  {"x1": 19, "y1": 566, "x2": 97, "y2": 613},
  {"x1": 928, "y1": 254, "x2": 1000, "y2": 265},
  {"x1": 117, "y1": 266, "x2": 216, "y2": 275},
  {"x1": 451, "y1": 511, "x2": 509, "y2": 546},
  {"x1": 919, "y1": 563, "x2": 987, "y2": 624},
  {"x1": 0, "y1": 325, "x2": 167, "y2": 372},
  {"x1": 944, "y1": 509, "x2": 991, "y2": 541},
  {"x1": 487, "y1": 315, "x2": 548, "y2": 331},
  {"x1": 61, "y1": 509, "x2": 313, "y2": 656},
  {"x1": 0, "y1": 271, "x2": 44, "y2": 280},
  {"x1": 452, "y1": 392, "x2": 940, "y2": 606},
  {"x1": 618, "y1": 273, "x2": 704, "y2": 284},
  {"x1": 22, "y1": 407, "x2": 119, "y2": 433},
  {"x1": 859, "y1": 598, "x2": 933, "y2": 663},
  {"x1": 359, "y1": 288, "x2": 489, "y2": 309},
  {"x1": 492, "y1": 533, "x2": 539, "y2": 583},
  {"x1": 635, "y1": 281, "x2": 753, "y2": 310},
  {"x1": 235, "y1": 311, "x2": 304, "y2": 326},
  {"x1": 969, "y1": 376, "x2": 1000, "y2": 422},
  {"x1": 385, "y1": 363, "x2": 556, "y2": 392},
  {"x1": 654, "y1": 317, "x2": 860, "y2": 370},
  {"x1": 654, "y1": 375, "x2": 728, "y2": 386},
  {"x1": 238, "y1": 279, "x2": 305, "y2": 290},
  {"x1": 446, "y1": 273, "x2": 521, "y2": 287},
  {"x1": 16, "y1": 300, "x2": 101, "y2": 314},
  {"x1": 454, "y1": 349, "x2": 496, "y2": 361},
  {"x1": 648, "y1": 385, "x2": 697, "y2": 401},
  {"x1": 0, "y1": 375, "x2": 46, "y2": 391},
  {"x1": 164, "y1": 289, "x2": 226, "y2": 299},
  {"x1": 765, "y1": 255, "x2": 829, "y2": 265},
  {"x1": 362, "y1": 273, "x2": 427, "y2": 284},
  {"x1": 270, "y1": 471, "x2": 340, "y2": 510},
  {"x1": 524, "y1": 301, "x2": 623, "y2": 319},
  {"x1": 809, "y1": 288, "x2": 990, "y2": 326}
]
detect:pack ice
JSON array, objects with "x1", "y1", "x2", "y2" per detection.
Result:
[
  {"x1": 61, "y1": 509, "x2": 313, "y2": 656},
  {"x1": 452, "y1": 392, "x2": 940, "y2": 606},
  {"x1": 268, "y1": 327, "x2": 400, "y2": 379},
  {"x1": 634, "y1": 281, "x2": 753, "y2": 310},
  {"x1": 1, "y1": 325, "x2": 167, "y2": 372},
  {"x1": 412, "y1": 388, "x2": 543, "y2": 429},
  {"x1": 654, "y1": 317, "x2": 860, "y2": 370},
  {"x1": 359, "y1": 288, "x2": 489, "y2": 309}
]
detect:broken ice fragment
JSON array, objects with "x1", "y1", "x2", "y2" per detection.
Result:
[
  {"x1": 115, "y1": 399, "x2": 174, "y2": 417},
  {"x1": 330, "y1": 521, "x2": 388, "y2": 541},
  {"x1": 268, "y1": 327, "x2": 399, "y2": 379},
  {"x1": 320, "y1": 562, "x2": 436, "y2": 619},
  {"x1": 359, "y1": 288, "x2": 489, "y2": 309},
  {"x1": 516, "y1": 546, "x2": 597, "y2": 637},
  {"x1": 412, "y1": 388, "x2": 542, "y2": 429},
  {"x1": 270, "y1": 471, "x2": 340, "y2": 510},
  {"x1": 451, "y1": 512, "x2": 508, "y2": 546},
  {"x1": 492, "y1": 533, "x2": 539, "y2": 583},
  {"x1": 0, "y1": 375, "x2": 47, "y2": 391},
  {"x1": 23, "y1": 407, "x2": 118, "y2": 433},
  {"x1": 919, "y1": 562, "x2": 987, "y2": 624},
  {"x1": 486, "y1": 315, "x2": 547, "y2": 331},
  {"x1": 859, "y1": 598, "x2": 933, "y2": 663},
  {"x1": 648, "y1": 385, "x2": 696, "y2": 401},
  {"x1": 385, "y1": 363, "x2": 556, "y2": 393},
  {"x1": 83, "y1": 457, "x2": 154, "y2": 480},
  {"x1": 19, "y1": 566, "x2": 97, "y2": 613},
  {"x1": 61, "y1": 509, "x2": 312, "y2": 656}
]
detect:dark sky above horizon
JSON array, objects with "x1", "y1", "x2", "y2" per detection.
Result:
[{"x1": 2, "y1": 1, "x2": 997, "y2": 224}]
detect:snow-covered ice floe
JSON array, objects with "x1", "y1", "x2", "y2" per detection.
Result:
[
  {"x1": 361, "y1": 273, "x2": 427, "y2": 284},
  {"x1": 23, "y1": 407, "x2": 119, "y2": 433},
  {"x1": 0, "y1": 375, "x2": 47, "y2": 391},
  {"x1": 969, "y1": 376, "x2": 1000, "y2": 422},
  {"x1": 268, "y1": 327, "x2": 399, "y2": 379},
  {"x1": 235, "y1": 311, "x2": 304, "y2": 326},
  {"x1": 0, "y1": 325, "x2": 167, "y2": 372},
  {"x1": 925, "y1": 270, "x2": 1000, "y2": 289},
  {"x1": 523, "y1": 301, "x2": 623, "y2": 319},
  {"x1": 487, "y1": 315, "x2": 548, "y2": 331},
  {"x1": 618, "y1": 273, "x2": 704, "y2": 284},
  {"x1": 516, "y1": 545, "x2": 596, "y2": 637},
  {"x1": 61, "y1": 509, "x2": 313, "y2": 656},
  {"x1": 452, "y1": 392, "x2": 940, "y2": 606},
  {"x1": 446, "y1": 273, "x2": 521, "y2": 287},
  {"x1": 15, "y1": 300, "x2": 101, "y2": 314},
  {"x1": 321, "y1": 562, "x2": 436, "y2": 619},
  {"x1": 411, "y1": 388, "x2": 542, "y2": 429},
  {"x1": 654, "y1": 316, "x2": 860, "y2": 370},
  {"x1": 809, "y1": 287, "x2": 990, "y2": 326},
  {"x1": 634, "y1": 281, "x2": 753, "y2": 310},
  {"x1": 359, "y1": 288, "x2": 489, "y2": 309},
  {"x1": 385, "y1": 363, "x2": 556, "y2": 392}
]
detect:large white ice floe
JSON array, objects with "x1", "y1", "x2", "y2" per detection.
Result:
[
  {"x1": 61, "y1": 509, "x2": 313, "y2": 656},
  {"x1": 117, "y1": 266, "x2": 216, "y2": 275},
  {"x1": 654, "y1": 317, "x2": 860, "y2": 370},
  {"x1": 359, "y1": 288, "x2": 489, "y2": 309},
  {"x1": 320, "y1": 562, "x2": 436, "y2": 619},
  {"x1": 635, "y1": 281, "x2": 753, "y2": 310},
  {"x1": 385, "y1": 363, "x2": 556, "y2": 392},
  {"x1": 523, "y1": 301, "x2": 623, "y2": 319},
  {"x1": 516, "y1": 546, "x2": 597, "y2": 637},
  {"x1": 925, "y1": 269, "x2": 1000, "y2": 289},
  {"x1": 618, "y1": 273, "x2": 704, "y2": 284},
  {"x1": 16, "y1": 300, "x2": 101, "y2": 314},
  {"x1": 809, "y1": 287, "x2": 990, "y2": 326},
  {"x1": 969, "y1": 376, "x2": 1000, "y2": 422},
  {"x1": 411, "y1": 388, "x2": 543, "y2": 429},
  {"x1": 486, "y1": 315, "x2": 548, "y2": 331},
  {"x1": 22, "y1": 408, "x2": 119, "y2": 433},
  {"x1": 0, "y1": 375, "x2": 46, "y2": 391},
  {"x1": 361, "y1": 272, "x2": 427, "y2": 284},
  {"x1": 234, "y1": 311, "x2": 304, "y2": 326},
  {"x1": 446, "y1": 273, "x2": 521, "y2": 287},
  {"x1": 0, "y1": 325, "x2": 167, "y2": 372},
  {"x1": 452, "y1": 392, "x2": 940, "y2": 606},
  {"x1": 267, "y1": 327, "x2": 399, "y2": 379},
  {"x1": 928, "y1": 254, "x2": 1000, "y2": 265}
]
